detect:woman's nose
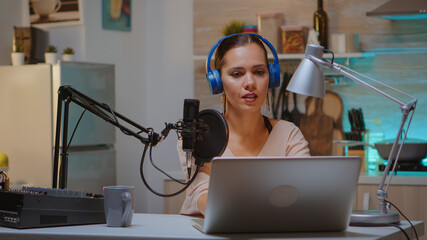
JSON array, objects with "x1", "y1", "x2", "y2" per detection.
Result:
[{"x1": 243, "y1": 74, "x2": 256, "y2": 90}]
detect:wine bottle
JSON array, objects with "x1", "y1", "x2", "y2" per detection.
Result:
[{"x1": 313, "y1": 0, "x2": 328, "y2": 49}]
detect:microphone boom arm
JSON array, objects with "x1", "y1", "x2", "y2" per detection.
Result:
[{"x1": 53, "y1": 85, "x2": 165, "y2": 189}]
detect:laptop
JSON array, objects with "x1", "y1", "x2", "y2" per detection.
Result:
[{"x1": 192, "y1": 156, "x2": 362, "y2": 234}]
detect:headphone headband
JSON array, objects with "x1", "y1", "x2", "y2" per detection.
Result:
[{"x1": 206, "y1": 33, "x2": 279, "y2": 73}]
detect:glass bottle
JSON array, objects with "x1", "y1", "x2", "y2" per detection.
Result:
[{"x1": 313, "y1": 0, "x2": 329, "y2": 49}]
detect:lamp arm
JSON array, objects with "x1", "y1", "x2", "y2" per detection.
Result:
[
  {"x1": 308, "y1": 55, "x2": 418, "y2": 215},
  {"x1": 308, "y1": 56, "x2": 417, "y2": 109},
  {"x1": 382, "y1": 110, "x2": 414, "y2": 193}
]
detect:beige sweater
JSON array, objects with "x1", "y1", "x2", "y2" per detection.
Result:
[{"x1": 177, "y1": 120, "x2": 310, "y2": 216}]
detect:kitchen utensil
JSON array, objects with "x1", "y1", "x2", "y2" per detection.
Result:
[
  {"x1": 358, "y1": 108, "x2": 366, "y2": 131},
  {"x1": 271, "y1": 82, "x2": 277, "y2": 118},
  {"x1": 300, "y1": 98, "x2": 334, "y2": 156},
  {"x1": 281, "y1": 73, "x2": 292, "y2": 121},
  {"x1": 290, "y1": 92, "x2": 301, "y2": 126},
  {"x1": 352, "y1": 108, "x2": 365, "y2": 131},
  {"x1": 305, "y1": 91, "x2": 345, "y2": 156},
  {"x1": 375, "y1": 139, "x2": 427, "y2": 162},
  {"x1": 334, "y1": 139, "x2": 427, "y2": 162},
  {"x1": 335, "y1": 140, "x2": 375, "y2": 149},
  {"x1": 351, "y1": 109, "x2": 360, "y2": 131},
  {"x1": 348, "y1": 110, "x2": 355, "y2": 131}
]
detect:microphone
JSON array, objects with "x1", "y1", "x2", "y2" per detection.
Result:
[
  {"x1": 181, "y1": 99, "x2": 229, "y2": 176},
  {"x1": 182, "y1": 99, "x2": 200, "y2": 178}
]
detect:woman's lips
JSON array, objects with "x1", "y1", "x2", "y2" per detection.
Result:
[{"x1": 243, "y1": 93, "x2": 257, "y2": 102}]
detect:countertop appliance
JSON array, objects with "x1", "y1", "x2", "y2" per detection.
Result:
[
  {"x1": 0, "y1": 186, "x2": 105, "y2": 228},
  {"x1": 0, "y1": 62, "x2": 116, "y2": 193}
]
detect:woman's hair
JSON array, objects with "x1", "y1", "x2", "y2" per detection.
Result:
[{"x1": 214, "y1": 34, "x2": 269, "y2": 71}]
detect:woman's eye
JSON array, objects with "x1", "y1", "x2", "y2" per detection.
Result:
[
  {"x1": 255, "y1": 70, "x2": 266, "y2": 75},
  {"x1": 231, "y1": 72, "x2": 242, "y2": 78}
]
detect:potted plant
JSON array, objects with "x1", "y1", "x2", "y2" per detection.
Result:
[
  {"x1": 44, "y1": 45, "x2": 58, "y2": 64},
  {"x1": 221, "y1": 20, "x2": 244, "y2": 36},
  {"x1": 11, "y1": 42, "x2": 25, "y2": 66},
  {"x1": 62, "y1": 47, "x2": 75, "y2": 61}
]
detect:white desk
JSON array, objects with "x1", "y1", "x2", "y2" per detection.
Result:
[{"x1": 0, "y1": 213, "x2": 423, "y2": 240}]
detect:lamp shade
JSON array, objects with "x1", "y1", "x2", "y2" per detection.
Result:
[
  {"x1": 286, "y1": 44, "x2": 326, "y2": 98},
  {"x1": 286, "y1": 57, "x2": 326, "y2": 98}
]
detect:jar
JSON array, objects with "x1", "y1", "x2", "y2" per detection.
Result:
[{"x1": 256, "y1": 12, "x2": 284, "y2": 52}]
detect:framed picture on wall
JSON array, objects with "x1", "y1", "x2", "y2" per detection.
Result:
[
  {"x1": 102, "y1": 0, "x2": 131, "y2": 31},
  {"x1": 29, "y1": 0, "x2": 84, "y2": 27}
]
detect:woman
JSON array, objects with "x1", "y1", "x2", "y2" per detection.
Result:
[{"x1": 178, "y1": 33, "x2": 310, "y2": 216}]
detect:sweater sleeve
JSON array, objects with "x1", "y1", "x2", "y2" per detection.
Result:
[{"x1": 285, "y1": 122, "x2": 311, "y2": 157}]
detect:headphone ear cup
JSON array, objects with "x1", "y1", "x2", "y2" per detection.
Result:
[
  {"x1": 268, "y1": 63, "x2": 281, "y2": 89},
  {"x1": 206, "y1": 69, "x2": 223, "y2": 95}
]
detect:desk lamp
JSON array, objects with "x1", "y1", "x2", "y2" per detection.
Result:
[{"x1": 287, "y1": 44, "x2": 418, "y2": 225}]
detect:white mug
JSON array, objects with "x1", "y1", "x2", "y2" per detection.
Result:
[
  {"x1": 103, "y1": 186, "x2": 135, "y2": 227},
  {"x1": 32, "y1": 0, "x2": 62, "y2": 20}
]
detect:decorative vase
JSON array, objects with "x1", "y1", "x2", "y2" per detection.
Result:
[
  {"x1": 44, "y1": 52, "x2": 58, "y2": 64},
  {"x1": 11, "y1": 52, "x2": 25, "y2": 66},
  {"x1": 62, "y1": 54, "x2": 74, "y2": 61}
]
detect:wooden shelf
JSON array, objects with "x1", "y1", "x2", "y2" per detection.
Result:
[
  {"x1": 277, "y1": 52, "x2": 364, "y2": 60},
  {"x1": 194, "y1": 52, "x2": 368, "y2": 61}
]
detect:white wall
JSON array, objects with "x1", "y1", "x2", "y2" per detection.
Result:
[
  {"x1": 143, "y1": 0, "x2": 194, "y2": 213},
  {"x1": 0, "y1": 0, "x2": 27, "y2": 65},
  {"x1": 83, "y1": 0, "x2": 194, "y2": 213},
  {"x1": 0, "y1": 0, "x2": 194, "y2": 213}
]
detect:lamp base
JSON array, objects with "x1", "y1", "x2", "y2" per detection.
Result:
[{"x1": 350, "y1": 210, "x2": 400, "y2": 226}]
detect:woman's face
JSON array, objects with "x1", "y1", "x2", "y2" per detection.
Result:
[{"x1": 221, "y1": 43, "x2": 269, "y2": 115}]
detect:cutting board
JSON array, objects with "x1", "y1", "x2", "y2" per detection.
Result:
[
  {"x1": 300, "y1": 98, "x2": 334, "y2": 156},
  {"x1": 305, "y1": 91, "x2": 345, "y2": 156}
]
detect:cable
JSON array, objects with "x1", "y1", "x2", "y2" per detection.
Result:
[
  {"x1": 324, "y1": 49, "x2": 335, "y2": 64},
  {"x1": 76, "y1": 101, "x2": 197, "y2": 195},
  {"x1": 388, "y1": 224, "x2": 411, "y2": 240},
  {"x1": 351, "y1": 199, "x2": 419, "y2": 240},
  {"x1": 102, "y1": 103, "x2": 135, "y2": 137},
  {"x1": 386, "y1": 199, "x2": 419, "y2": 240},
  {"x1": 65, "y1": 109, "x2": 87, "y2": 152},
  {"x1": 139, "y1": 144, "x2": 200, "y2": 197},
  {"x1": 148, "y1": 144, "x2": 186, "y2": 185}
]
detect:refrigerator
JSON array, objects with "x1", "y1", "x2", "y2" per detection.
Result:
[{"x1": 0, "y1": 61, "x2": 116, "y2": 194}]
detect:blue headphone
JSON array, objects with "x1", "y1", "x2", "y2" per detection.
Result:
[{"x1": 205, "y1": 33, "x2": 281, "y2": 95}]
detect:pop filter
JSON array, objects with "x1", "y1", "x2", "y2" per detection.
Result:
[{"x1": 193, "y1": 109, "x2": 229, "y2": 165}]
